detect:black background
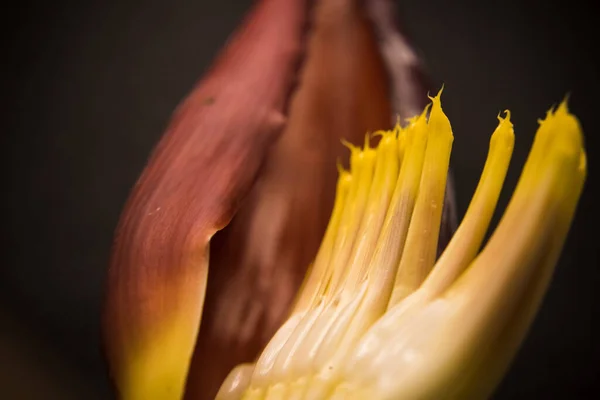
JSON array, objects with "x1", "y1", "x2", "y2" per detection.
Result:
[{"x1": 2, "y1": 0, "x2": 598, "y2": 398}]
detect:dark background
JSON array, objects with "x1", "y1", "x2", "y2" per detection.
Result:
[{"x1": 2, "y1": 0, "x2": 598, "y2": 398}]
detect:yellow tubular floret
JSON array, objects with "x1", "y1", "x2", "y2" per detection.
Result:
[
  {"x1": 388, "y1": 88, "x2": 454, "y2": 306},
  {"x1": 291, "y1": 166, "x2": 353, "y2": 314},
  {"x1": 217, "y1": 92, "x2": 586, "y2": 400},
  {"x1": 325, "y1": 138, "x2": 377, "y2": 294},
  {"x1": 453, "y1": 150, "x2": 586, "y2": 400},
  {"x1": 299, "y1": 136, "x2": 401, "y2": 399},
  {"x1": 421, "y1": 110, "x2": 514, "y2": 297},
  {"x1": 363, "y1": 104, "x2": 430, "y2": 292}
]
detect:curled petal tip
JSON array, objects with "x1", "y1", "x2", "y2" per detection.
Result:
[
  {"x1": 371, "y1": 130, "x2": 386, "y2": 139},
  {"x1": 497, "y1": 109, "x2": 511, "y2": 122},
  {"x1": 427, "y1": 84, "x2": 445, "y2": 102},
  {"x1": 341, "y1": 138, "x2": 361, "y2": 156}
]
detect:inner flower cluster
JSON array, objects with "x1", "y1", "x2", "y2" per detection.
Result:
[{"x1": 216, "y1": 89, "x2": 586, "y2": 400}]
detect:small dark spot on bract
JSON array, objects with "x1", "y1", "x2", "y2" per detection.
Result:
[{"x1": 203, "y1": 96, "x2": 216, "y2": 105}]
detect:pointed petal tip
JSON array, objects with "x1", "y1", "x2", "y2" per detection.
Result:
[{"x1": 558, "y1": 92, "x2": 571, "y2": 113}]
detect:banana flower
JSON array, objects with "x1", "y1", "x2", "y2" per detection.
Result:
[{"x1": 103, "y1": 0, "x2": 586, "y2": 399}]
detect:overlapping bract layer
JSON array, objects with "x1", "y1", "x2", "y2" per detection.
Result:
[{"x1": 217, "y1": 91, "x2": 586, "y2": 400}]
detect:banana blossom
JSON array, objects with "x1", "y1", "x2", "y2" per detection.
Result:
[{"x1": 103, "y1": 0, "x2": 586, "y2": 399}]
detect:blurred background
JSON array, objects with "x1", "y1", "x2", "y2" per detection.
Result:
[{"x1": 3, "y1": 0, "x2": 598, "y2": 398}]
